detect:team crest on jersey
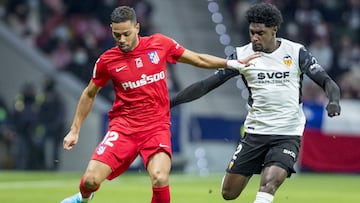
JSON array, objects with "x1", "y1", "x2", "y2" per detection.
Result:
[
  {"x1": 96, "y1": 145, "x2": 106, "y2": 155},
  {"x1": 148, "y1": 51, "x2": 160, "y2": 64},
  {"x1": 283, "y1": 55, "x2": 292, "y2": 67}
]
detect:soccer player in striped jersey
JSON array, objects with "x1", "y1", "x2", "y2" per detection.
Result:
[{"x1": 170, "y1": 3, "x2": 341, "y2": 203}]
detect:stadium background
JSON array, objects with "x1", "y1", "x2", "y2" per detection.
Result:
[{"x1": 0, "y1": 0, "x2": 359, "y2": 175}]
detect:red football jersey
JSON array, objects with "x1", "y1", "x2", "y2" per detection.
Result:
[{"x1": 92, "y1": 33, "x2": 185, "y2": 134}]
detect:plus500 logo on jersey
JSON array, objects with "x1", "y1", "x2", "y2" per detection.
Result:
[
  {"x1": 122, "y1": 71, "x2": 165, "y2": 90},
  {"x1": 257, "y1": 71, "x2": 290, "y2": 79}
]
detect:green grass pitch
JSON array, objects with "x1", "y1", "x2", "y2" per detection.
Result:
[{"x1": 0, "y1": 170, "x2": 359, "y2": 202}]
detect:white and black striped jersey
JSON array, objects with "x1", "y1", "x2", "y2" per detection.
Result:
[
  {"x1": 170, "y1": 38, "x2": 339, "y2": 137},
  {"x1": 235, "y1": 38, "x2": 305, "y2": 135}
]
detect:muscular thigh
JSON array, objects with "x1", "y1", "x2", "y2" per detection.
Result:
[
  {"x1": 222, "y1": 172, "x2": 250, "y2": 195},
  {"x1": 90, "y1": 129, "x2": 139, "y2": 180},
  {"x1": 84, "y1": 160, "x2": 113, "y2": 183},
  {"x1": 139, "y1": 124, "x2": 172, "y2": 169}
]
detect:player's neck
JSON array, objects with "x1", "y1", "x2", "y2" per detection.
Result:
[{"x1": 264, "y1": 39, "x2": 280, "y2": 53}]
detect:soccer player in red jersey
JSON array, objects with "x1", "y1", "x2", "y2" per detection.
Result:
[{"x1": 60, "y1": 6, "x2": 259, "y2": 203}]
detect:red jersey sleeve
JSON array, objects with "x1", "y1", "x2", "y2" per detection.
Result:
[
  {"x1": 156, "y1": 34, "x2": 185, "y2": 64},
  {"x1": 91, "y1": 57, "x2": 110, "y2": 87}
]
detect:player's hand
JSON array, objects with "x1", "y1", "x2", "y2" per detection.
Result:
[
  {"x1": 226, "y1": 52, "x2": 261, "y2": 71},
  {"x1": 326, "y1": 101, "x2": 341, "y2": 117},
  {"x1": 63, "y1": 131, "x2": 80, "y2": 150}
]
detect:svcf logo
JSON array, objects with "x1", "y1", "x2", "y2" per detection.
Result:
[{"x1": 257, "y1": 72, "x2": 290, "y2": 80}]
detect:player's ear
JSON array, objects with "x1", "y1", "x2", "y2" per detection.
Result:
[
  {"x1": 135, "y1": 22, "x2": 140, "y2": 33},
  {"x1": 272, "y1": 26, "x2": 277, "y2": 36}
]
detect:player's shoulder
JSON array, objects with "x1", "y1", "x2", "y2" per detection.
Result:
[
  {"x1": 235, "y1": 42, "x2": 252, "y2": 52},
  {"x1": 148, "y1": 33, "x2": 183, "y2": 51},
  {"x1": 148, "y1": 33, "x2": 173, "y2": 41},
  {"x1": 279, "y1": 38, "x2": 304, "y2": 51},
  {"x1": 140, "y1": 33, "x2": 176, "y2": 47},
  {"x1": 235, "y1": 42, "x2": 253, "y2": 57},
  {"x1": 96, "y1": 46, "x2": 123, "y2": 66},
  {"x1": 104, "y1": 45, "x2": 119, "y2": 52},
  {"x1": 100, "y1": 46, "x2": 120, "y2": 57}
]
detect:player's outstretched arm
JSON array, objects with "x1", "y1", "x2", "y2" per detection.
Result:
[
  {"x1": 299, "y1": 47, "x2": 341, "y2": 117},
  {"x1": 170, "y1": 68, "x2": 239, "y2": 108},
  {"x1": 177, "y1": 49, "x2": 260, "y2": 70},
  {"x1": 63, "y1": 80, "x2": 101, "y2": 150},
  {"x1": 171, "y1": 51, "x2": 260, "y2": 108}
]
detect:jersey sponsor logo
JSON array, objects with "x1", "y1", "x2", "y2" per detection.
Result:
[
  {"x1": 283, "y1": 55, "x2": 292, "y2": 67},
  {"x1": 121, "y1": 71, "x2": 165, "y2": 90},
  {"x1": 256, "y1": 72, "x2": 290, "y2": 85},
  {"x1": 116, "y1": 65, "x2": 127, "y2": 72},
  {"x1": 148, "y1": 51, "x2": 160, "y2": 64},
  {"x1": 309, "y1": 63, "x2": 322, "y2": 74},
  {"x1": 257, "y1": 71, "x2": 290, "y2": 79},
  {"x1": 283, "y1": 148, "x2": 296, "y2": 160}
]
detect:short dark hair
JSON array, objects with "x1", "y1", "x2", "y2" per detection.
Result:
[
  {"x1": 111, "y1": 6, "x2": 137, "y2": 24},
  {"x1": 246, "y1": 3, "x2": 283, "y2": 28}
]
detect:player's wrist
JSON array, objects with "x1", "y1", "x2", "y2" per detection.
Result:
[
  {"x1": 70, "y1": 126, "x2": 80, "y2": 134},
  {"x1": 226, "y1": 60, "x2": 245, "y2": 71}
]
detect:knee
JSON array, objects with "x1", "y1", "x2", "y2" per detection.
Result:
[
  {"x1": 222, "y1": 191, "x2": 236, "y2": 200},
  {"x1": 260, "y1": 165, "x2": 288, "y2": 194},
  {"x1": 221, "y1": 187, "x2": 240, "y2": 200},
  {"x1": 150, "y1": 170, "x2": 169, "y2": 187},
  {"x1": 260, "y1": 179, "x2": 283, "y2": 194},
  {"x1": 83, "y1": 172, "x2": 102, "y2": 189}
]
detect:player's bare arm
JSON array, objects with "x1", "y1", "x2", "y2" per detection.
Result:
[
  {"x1": 63, "y1": 80, "x2": 102, "y2": 150},
  {"x1": 299, "y1": 47, "x2": 341, "y2": 117},
  {"x1": 178, "y1": 49, "x2": 260, "y2": 70}
]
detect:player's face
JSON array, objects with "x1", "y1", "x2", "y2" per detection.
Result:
[
  {"x1": 249, "y1": 23, "x2": 277, "y2": 53},
  {"x1": 111, "y1": 21, "x2": 140, "y2": 52}
]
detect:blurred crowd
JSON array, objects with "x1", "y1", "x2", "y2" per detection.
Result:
[
  {"x1": 0, "y1": 76, "x2": 65, "y2": 170},
  {"x1": 226, "y1": 0, "x2": 360, "y2": 102},
  {"x1": 3, "y1": 0, "x2": 356, "y2": 104},
  {"x1": 0, "y1": 0, "x2": 160, "y2": 101}
]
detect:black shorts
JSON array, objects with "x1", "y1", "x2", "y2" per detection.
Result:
[{"x1": 226, "y1": 133, "x2": 301, "y2": 177}]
